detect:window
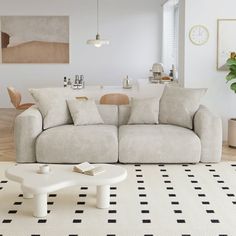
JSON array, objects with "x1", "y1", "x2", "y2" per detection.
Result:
[{"x1": 162, "y1": 0, "x2": 179, "y2": 79}]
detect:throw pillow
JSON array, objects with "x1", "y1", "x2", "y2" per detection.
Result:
[
  {"x1": 67, "y1": 99, "x2": 104, "y2": 125},
  {"x1": 159, "y1": 86, "x2": 207, "y2": 129},
  {"x1": 128, "y1": 97, "x2": 159, "y2": 124},
  {"x1": 29, "y1": 88, "x2": 76, "y2": 130}
]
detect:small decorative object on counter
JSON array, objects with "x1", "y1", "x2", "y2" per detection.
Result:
[
  {"x1": 168, "y1": 64, "x2": 177, "y2": 81},
  {"x1": 75, "y1": 74, "x2": 79, "y2": 84},
  {"x1": 72, "y1": 75, "x2": 85, "y2": 89},
  {"x1": 122, "y1": 75, "x2": 132, "y2": 89},
  {"x1": 160, "y1": 76, "x2": 171, "y2": 84},
  {"x1": 63, "y1": 77, "x2": 67, "y2": 87},
  {"x1": 72, "y1": 75, "x2": 80, "y2": 89},
  {"x1": 171, "y1": 64, "x2": 177, "y2": 81},
  {"x1": 169, "y1": 69, "x2": 173, "y2": 80},
  {"x1": 67, "y1": 78, "x2": 72, "y2": 88},
  {"x1": 78, "y1": 75, "x2": 85, "y2": 89},
  {"x1": 149, "y1": 63, "x2": 164, "y2": 83}
]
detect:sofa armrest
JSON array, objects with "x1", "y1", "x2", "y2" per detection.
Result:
[
  {"x1": 14, "y1": 106, "x2": 43, "y2": 163},
  {"x1": 194, "y1": 105, "x2": 222, "y2": 163}
]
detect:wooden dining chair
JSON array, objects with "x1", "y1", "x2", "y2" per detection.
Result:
[
  {"x1": 7, "y1": 87, "x2": 34, "y2": 110},
  {"x1": 75, "y1": 96, "x2": 88, "y2": 100},
  {"x1": 100, "y1": 93, "x2": 129, "y2": 105}
]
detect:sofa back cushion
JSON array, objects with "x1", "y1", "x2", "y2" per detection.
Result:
[
  {"x1": 119, "y1": 105, "x2": 131, "y2": 125},
  {"x1": 128, "y1": 97, "x2": 159, "y2": 124},
  {"x1": 29, "y1": 88, "x2": 74, "y2": 129},
  {"x1": 159, "y1": 86, "x2": 207, "y2": 129},
  {"x1": 67, "y1": 99, "x2": 104, "y2": 126},
  {"x1": 97, "y1": 104, "x2": 118, "y2": 126},
  {"x1": 29, "y1": 88, "x2": 118, "y2": 129}
]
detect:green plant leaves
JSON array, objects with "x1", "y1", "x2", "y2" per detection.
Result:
[
  {"x1": 227, "y1": 58, "x2": 236, "y2": 66},
  {"x1": 226, "y1": 72, "x2": 236, "y2": 82},
  {"x1": 230, "y1": 64, "x2": 236, "y2": 73},
  {"x1": 225, "y1": 58, "x2": 236, "y2": 93},
  {"x1": 230, "y1": 82, "x2": 236, "y2": 93}
]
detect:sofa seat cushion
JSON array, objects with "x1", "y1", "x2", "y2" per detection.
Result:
[
  {"x1": 36, "y1": 125, "x2": 118, "y2": 163},
  {"x1": 119, "y1": 125, "x2": 201, "y2": 163}
]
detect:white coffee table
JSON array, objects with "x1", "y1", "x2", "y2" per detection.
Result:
[{"x1": 5, "y1": 164, "x2": 127, "y2": 218}]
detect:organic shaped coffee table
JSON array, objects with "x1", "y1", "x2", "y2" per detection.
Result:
[{"x1": 5, "y1": 164, "x2": 127, "y2": 218}]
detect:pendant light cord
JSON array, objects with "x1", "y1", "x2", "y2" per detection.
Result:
[{"x1": 97, "y1": 0, "x2": 99, "y2": 35}]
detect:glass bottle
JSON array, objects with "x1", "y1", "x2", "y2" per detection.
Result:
[
  {"x1": 79, "y1": 75, "x2": 85, "y2": 89},
  {"x1": 67, "y1": 78, "x2": 72, "y2": 88},
  {"x1": 63, "y1": 77, "x2": 67, "y2": 87}
]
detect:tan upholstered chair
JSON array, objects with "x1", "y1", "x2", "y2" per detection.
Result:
[
  {"x1": 7, "y1": 87, "x2": 34, "y2": 110},
  {"x1": 100, "y1": 93, "x2": 129, "y2": 105}
]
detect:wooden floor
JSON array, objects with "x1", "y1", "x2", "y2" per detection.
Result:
[
  {"x1": 0, "y1": 108, "x2": 19, "y2": 161},
  {"x1": 0, "y1": 108, "x2": 236, "y2": 162}
]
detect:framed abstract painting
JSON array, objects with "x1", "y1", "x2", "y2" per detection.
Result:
[
  {"x1": 217, "y1": 19, "x2": 236, "y2": 70},
  {"x1": 0, "y1": 16, "x2": 69, "y2": 64}
]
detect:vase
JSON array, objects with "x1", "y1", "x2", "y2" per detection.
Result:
[{"x1": 228, "y1": 118, "x2": 236, "y2": 148}]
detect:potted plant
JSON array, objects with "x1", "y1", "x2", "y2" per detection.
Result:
[{"x1": 226, "y1": 52, "x2": 236, "y2": 148}]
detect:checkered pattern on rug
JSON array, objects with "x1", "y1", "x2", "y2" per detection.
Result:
[{"x1": 0, "y1": 162, "x2": 236, "y2": 236}]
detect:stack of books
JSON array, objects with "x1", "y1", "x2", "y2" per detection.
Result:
[{"x1": 73, "y1": 162, "x2": 105, "y2": 176}]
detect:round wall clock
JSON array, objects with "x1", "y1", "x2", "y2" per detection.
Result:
[{"x1": 189, "y1": 25, "x2": 209, "y2": 46}]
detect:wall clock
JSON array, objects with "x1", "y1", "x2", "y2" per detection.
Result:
[{"x1": 189, "y1": 25, "x2": 209, "y2": 45}]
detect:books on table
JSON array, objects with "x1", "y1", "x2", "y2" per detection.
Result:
[{"x1": 73, "y1": 162, "x2": 105, "y2": 176}]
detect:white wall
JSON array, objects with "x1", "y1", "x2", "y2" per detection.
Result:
[
  {"x1": 0, "y1": 0, "x2": 162, "y2": 107},
  {"x1": 0, "y1": 17, "x2": 2, "y2": 64},
  {"x1": 181, "y1": 0, "x2": 236, "y2": 141}
]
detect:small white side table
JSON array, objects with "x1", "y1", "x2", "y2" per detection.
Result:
[{"x1": 5, "y1": 164, "x2": 127, "y2": 218}]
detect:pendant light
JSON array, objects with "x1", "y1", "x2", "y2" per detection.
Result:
[{"x1": 87, "y1": 0, "x2": 109, "y2": 48}]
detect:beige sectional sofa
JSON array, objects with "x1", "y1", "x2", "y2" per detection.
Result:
[{"x1": 15, "y1": 103, "x2": 222, "y2": 164}]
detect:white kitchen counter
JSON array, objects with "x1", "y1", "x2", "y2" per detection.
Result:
[{"x1": 58, "y1": 79, "x2": 178, "y2": 101}]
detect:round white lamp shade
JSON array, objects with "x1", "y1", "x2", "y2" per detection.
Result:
[{"x1": 87, "y1": 34, "x2": 109, "y2": 48}]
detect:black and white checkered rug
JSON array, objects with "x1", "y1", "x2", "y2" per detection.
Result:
[{"x1": 0, "y1": 162, "x2": 236, "y2": 236}]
